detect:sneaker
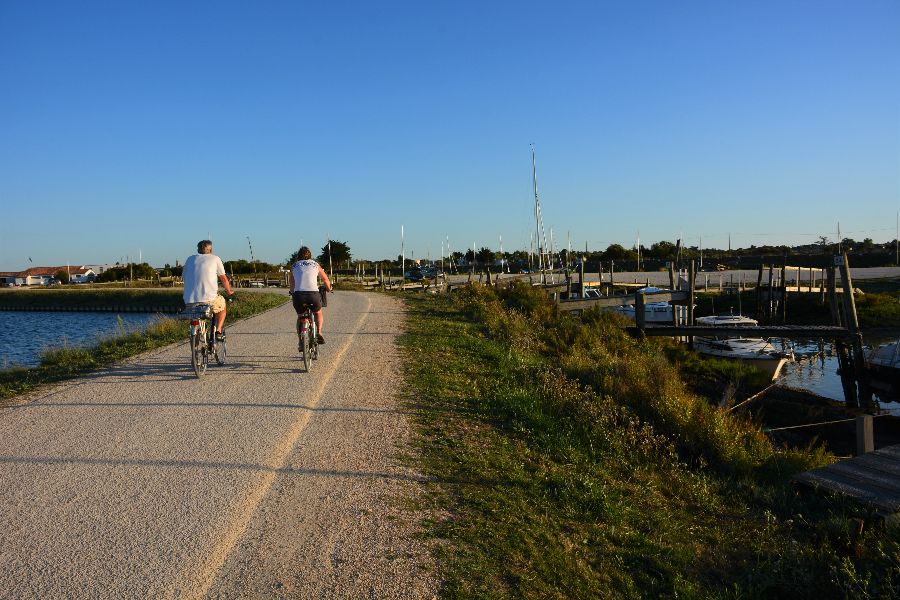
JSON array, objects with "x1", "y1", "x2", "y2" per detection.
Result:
[
  {"x1": 316, "y1": 334, "x2": 325, "y2": 345},
  {"x1": 215, "y1": 331, "x2": 226, "y2": 341}
]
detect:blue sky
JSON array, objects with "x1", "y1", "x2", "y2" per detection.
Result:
[{"x1": 1, "y1": 0, "x2": 898, "y2": 269}]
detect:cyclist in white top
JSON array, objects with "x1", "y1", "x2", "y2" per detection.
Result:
[
  {"x1": 182, "y1": 240, "x2": 235, "y2": 340},
  {"x1": 289, "y1": 246, "x2": 332, "y2": 344}
]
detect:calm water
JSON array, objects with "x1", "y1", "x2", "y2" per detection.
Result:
[
  {"x1": 0, "y1": 311, "x2": 161, "y2": 369},
  {"x1": 777, "y1": 334, "x2": 900, "y2": 411}
]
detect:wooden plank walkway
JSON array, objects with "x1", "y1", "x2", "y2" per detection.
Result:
[
  {"x1": 624, "y1": 324, "x2": 855, "y2": 339},
  {"x1": 794, "y1": 445, "x2": 900, "y2": 513}
]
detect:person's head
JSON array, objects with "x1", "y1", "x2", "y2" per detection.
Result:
[
  {"x1": 298, "y1": 246, "x2": 312, "y2": 260},
  {"x1": 197, "y1": 240, "x2": 212, "y2": 254}
]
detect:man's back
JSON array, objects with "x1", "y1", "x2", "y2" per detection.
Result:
[{"x1": 183, "y1": 254, "x2": 225, "y2": 304}]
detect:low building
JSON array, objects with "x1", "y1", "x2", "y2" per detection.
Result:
[{"x1": 0, "y1": 266, "x2": 96, "y2": 285}]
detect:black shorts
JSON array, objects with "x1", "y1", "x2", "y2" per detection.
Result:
[{"x1": 292, "y1": 291, "x2": 322, "y2": 313}]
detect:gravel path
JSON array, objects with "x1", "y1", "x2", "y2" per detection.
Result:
[{"x1": 0, "y1": 291, "x2": 436, "y2": 599}]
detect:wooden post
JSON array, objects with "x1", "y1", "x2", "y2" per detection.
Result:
[
  {"x1": 838, "y1": 253, "x2": 873, "y2": 408},
  {"x1": 829, "y1": 262, "x2": 857, "y2": 407},
  {"x1": 756, "y1": 265, "x2": 764, "y2": 318},
  {"x1": 820, "y1": 268, "x2": 826, "y2": 303},
  {"x1": 580, "y1": 259, "x2": 585, "y2": 299},
  {"x1": 668, "y1": 262, "x2": 675, "y2": 291},
  {"x1": 827, "y1": 266, "x2": 841, "y2": 326},
  {"x1": 610, "y1": 260, "x2": 615, "y2": 290},
  {"x1": 856, "y1": 415, "x2": 874, "y2": 455},
  {"x1": 688, "y1": 260, "x2": 695, "y2": 350},
  {"x1": 635, "y1": 291, "x2": 646, "y2": 337},
  {"x1": 766, "y1": 265, "x2": 774, "y2": 323},
  {"x1": 566, "y1": 269, "x2": 571, "y2": 298},
  {"x1": 780, "y1": 261, "x2": 787, "y2": 324}
]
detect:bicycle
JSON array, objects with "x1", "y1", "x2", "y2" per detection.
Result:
[
  {"x1": 181, "y1": 302, "x2": 228, "y2": 378},
  {"x1": 293, "y1": 285, "x2": 328, "y2": 372}
]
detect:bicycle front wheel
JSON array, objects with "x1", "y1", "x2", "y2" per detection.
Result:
[
  {"x1": 210, "y1": 324, "x2": 226, "y2": 366},
  {"x1": 215, "y1": 336, "x2": 227, "y2": 365}
]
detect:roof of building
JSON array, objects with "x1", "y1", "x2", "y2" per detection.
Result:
[{"x1": 3, "y1": 266, "x2": 95, "y2": 278}]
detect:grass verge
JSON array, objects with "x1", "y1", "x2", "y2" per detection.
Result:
[
  {"x1": 0, "y1": 291, "x2": 289, "y2": 404},
  {"x1": 399, "y1": 283, "x2": 899, "y2": 598},
  {"x1": 0, "y1": 287, "x2": 186, "y2": 310}
]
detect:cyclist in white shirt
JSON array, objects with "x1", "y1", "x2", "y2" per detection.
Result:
[
  {"x1": 289, "y1": 246, "x2": 332, "y2": 344},
  {"x1": 182, "y1": 240, "x2": 235, "y2": 340}
]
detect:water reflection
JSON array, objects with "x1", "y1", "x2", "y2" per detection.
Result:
[{"x1": 777, "y1": 334, "x2": 900, "y2": 412}]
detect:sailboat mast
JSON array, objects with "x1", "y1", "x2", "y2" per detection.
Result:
[{"x1": 532, "y1": 145, "x2": 543, "y2": 277}]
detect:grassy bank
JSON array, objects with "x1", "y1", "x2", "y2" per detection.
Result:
[
  {"x1": 0, "y1": 288, "x2": 185, "y2": 310},
  {"x1": 0, "y1": 291, "x2": 289, "y2": 404},
  {"x1": 400, "y1": 283, "x2": 899, "y2": 598}
]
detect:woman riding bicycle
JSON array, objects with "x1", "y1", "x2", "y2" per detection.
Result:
[{"x1": 289, "y1": 246, "x2": 332, "y2": 345}]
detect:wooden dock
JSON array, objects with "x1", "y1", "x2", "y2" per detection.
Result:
[
  {"x1": 795, "y1": 444, "x2": 900, "y2": 514},
  {"x1": 625, "y1": 324, "x2": 856, "y2": 339}
]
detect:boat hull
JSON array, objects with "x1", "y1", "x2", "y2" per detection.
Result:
[{"x1": 695, "y1": 338, "x2": 789, "y2": 380}]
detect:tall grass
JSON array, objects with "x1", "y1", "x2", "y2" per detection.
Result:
[{"x1": 401, "y1": 283, "x2": 900, "y2": 598}]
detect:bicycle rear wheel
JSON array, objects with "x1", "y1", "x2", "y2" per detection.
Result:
[
  {"x1": 298, "y1": 320, "x2": 309, "y2": 372},
  {"x1": 191, "y1": 329, "x2": 207, "y2": 378},
  {"x1": 311, "y1": 322, "x2": 319, "y2": 360}
]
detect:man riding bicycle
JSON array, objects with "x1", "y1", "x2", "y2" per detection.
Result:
[
  {"x1": 182, "y1": 240, "x2": 235, "y2": 340},
  {"x1": 289, "y1": 246, "x2": 332, "y2": 345}
]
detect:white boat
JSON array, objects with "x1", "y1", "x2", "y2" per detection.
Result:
[
  {"x1": 614, "y1": 287, "x2": 687, "y2": 323},
  {"x1": 694, "y1": 314, "x2": 792, "y2": 380},
  {"x1": 868, "y1": 341, "x2": 900, "y2": 384}
]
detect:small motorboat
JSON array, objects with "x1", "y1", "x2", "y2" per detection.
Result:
[
  {"x1": 694, "y1": 314, "x2": 793, "y2": 380},
  {"x1": 615, "y1": 287, "x2": 687, "y2": 323},
  {"x1": 868, "y1": 340, "x2": 900, "y2": 385}
]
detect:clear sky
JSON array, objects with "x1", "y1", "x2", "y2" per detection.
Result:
[{"x1": 1, "y1": 0, "x2": 898, "y2": 270}]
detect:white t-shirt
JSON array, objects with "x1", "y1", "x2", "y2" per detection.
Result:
[
  {"x1": 182, "y1": 254, "x2": 226, "y2": 304},
  {"x1": 292, "y1": 260, "x2": 321, "y2": 292}
]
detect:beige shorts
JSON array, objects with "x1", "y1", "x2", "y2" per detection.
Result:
[{"x1": 209, "y1": 294, "x2": 227, "y2": 314}]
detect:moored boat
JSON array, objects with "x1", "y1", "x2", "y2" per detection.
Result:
[
  {"x1": 694, "y1": 314, "x2": 793, "y2": 380},
  {"x1": 614, "y1": 287, "x2": 687, "y2": 323},
  {"x1": 868, "y1": 340, "x2": 900, "y2": 385}
]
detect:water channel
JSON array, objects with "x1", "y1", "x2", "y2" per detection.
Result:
[
  {"x1": 0, "y1": 311, "x2": 161, "y2": 369},
  {"x1": 776, "y1": 333, "x2": 900, "y2": 411},
  {"x1": 2, "y1": 311, "x2": 899, "y2": 414}
]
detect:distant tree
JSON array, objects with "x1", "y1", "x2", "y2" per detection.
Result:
[
  {"x1": 54, "y1": 269, "x2": 69, "y2": 284},
  {"x1": 601, "y1": 244, "x2": 631, "y2": 261},
  {"x1": 313, "y1": 240, "x2": 351, "y2": 267},
  {"x1": 476, "y1": 247, "x2": 495, "y2": 267},
  {"x1": 649, "y1": 240, "x2": 677, "y2": 259}
]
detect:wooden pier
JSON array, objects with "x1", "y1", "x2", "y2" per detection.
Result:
[
  {"x1": 624, "y1": 324, "x2": 856, "y2": 339},
  {"x1": 795, "y1": 444, "x2": 900, "y2": 514}
]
